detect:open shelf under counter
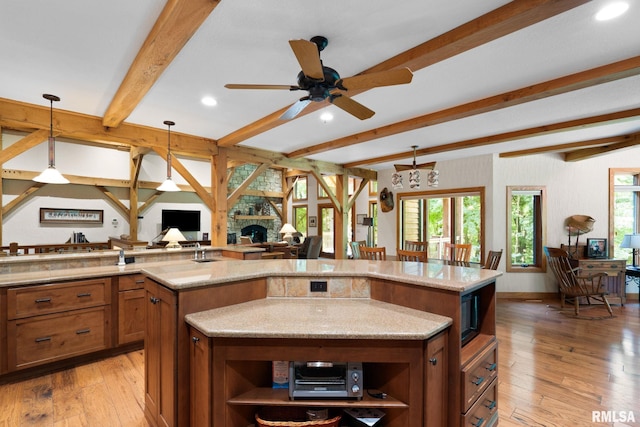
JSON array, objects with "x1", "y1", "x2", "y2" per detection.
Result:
[{"x1": 228, "y1": 387, "x2": 409, "y2": 408}]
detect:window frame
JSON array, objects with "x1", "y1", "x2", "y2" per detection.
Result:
[
  {"x1": 292, "y1": 176, "x2": 308, "y2": 202},
  {"x1": 609, "y1": 168, "x2": 640, "y2": 262},
  {"x1": 506, "y1": 186, "x2": 546, "y2": 273}
]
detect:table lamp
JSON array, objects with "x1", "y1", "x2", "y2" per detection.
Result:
[
  {"x1": 162, "y1": 228, "x2": 187, "y2": 250},
  {"x1": 620, "y1": 233, "x2": 640, "y2": 267},
  {"x1": 279, "y1": 223, "x2": 297, "y2": 244}
]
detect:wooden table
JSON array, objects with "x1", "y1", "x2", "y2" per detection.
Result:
[{"x1": 578, "y1": 258, "x2": 626, "y2": 305}]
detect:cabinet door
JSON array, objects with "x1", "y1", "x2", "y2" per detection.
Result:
[
  {"x1": 118, "y1": 288, "x2": 145, "y2": 345},
  {"x1": 144, "y1": 281, "x2": 177, "y2": 427},
  {"x1": 189, "y1": 327, "x2": 211, "y2": 427},
  {"x1": 425, "y1": 330, "x2": 448, "y2": 427}
]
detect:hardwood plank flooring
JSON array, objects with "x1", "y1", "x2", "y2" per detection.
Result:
[{"x1": 0, "y1": 300, "x2": 638, "y2": 426}]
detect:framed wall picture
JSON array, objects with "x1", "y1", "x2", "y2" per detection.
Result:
[
  {"x1": 40, "y1": 208, "x2": 104, "y2": 224},
  {"x1": 309, "y1": 216, "x2": 317, "y2": 227},
  {"x1": 587, "y1": 238, "x2": 607, "y2": 258}
]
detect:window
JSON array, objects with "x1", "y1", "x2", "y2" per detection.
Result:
[
  {"x1": 506, "y1": 186, "x2": 546, "y2": 272},
  {"x1": 610, "y1": 168, "x2": 640, "y2": 262},
  {"x1": 398, "y1": 188, "x2": 483, "y2": 262},
  {"x1": 369, "y1": 200, "x2": 378, "y2": 247},
  {"x1": 293, "y1": 205, "x2": 308, "y2": 237},
  {"x1": 293, "y1": 176, "x2": 307, "y2": 201},
  {"x1": 318, "y1": 175, "x2": 336, "y2": 199}
]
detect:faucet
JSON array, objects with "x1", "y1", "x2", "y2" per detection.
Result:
[{"x1": 194, "y1": 242, "x2": 201, "y2": 259}]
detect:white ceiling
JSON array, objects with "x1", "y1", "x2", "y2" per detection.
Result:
[{"x1": 1, "y1": 0, "x2": 639, "y2": 171}]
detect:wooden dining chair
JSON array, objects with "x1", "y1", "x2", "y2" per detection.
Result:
[
  {"x1": 443, "y1": 243, "x2": 472, "y2": 262},
  {"x1": 359, "y1": 246, "x2": 387, "y2": 261},
  {"x1": 404, "y1": 240, "x2": 428, "y2": 252},
  {"x1": 396, "y1": 249, "x2": 428, "y2": 262},
  {"x1": 482, "y1": 250, "x2": 503, "y2": 270}
]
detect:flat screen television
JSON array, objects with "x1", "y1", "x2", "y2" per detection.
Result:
[{"x1": 161, "y1": 209, "x2": 201, "y2": 232}]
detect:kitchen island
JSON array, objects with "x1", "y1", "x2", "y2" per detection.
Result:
[{"x1": 141, "y1": 259, "x2": 501, "y2": 427}]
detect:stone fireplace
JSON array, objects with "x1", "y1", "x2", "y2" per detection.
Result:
[{"x1": 240, "y1": 224, "x2": 268, "y2": 243}]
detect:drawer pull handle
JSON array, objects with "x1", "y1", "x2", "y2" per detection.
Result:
[
  {"x1": 472, "y1": 416, "x2": 485, "y2": 427},
  {"x1": 484, "y1": 399, "x2": 496, "y2": 410},
  {"x1": 76, "y1": 328, "x2": 91, "y2": 335},
  {"x1": 150, "y1": 297, "x2": 160, "y2": 304},
  {"x1": 485, "y1": 362, "x2": 497, "y2": 371},
  {"x1": 77, "y1": 292, "x2": 92, "y2": 298},
  {"x1": 35, "y1": 297, "x2": 52, "y2": 304},
  {"x1": 472, "y1": 376, "x2": 485, "y2": 386},
  {"x1": 192, "y1": 336, "x2": 200, "y2": 344},
  {"x1": 135, "y1": 280, "x2": 145, "y2": 284},
  {"x1": 35, "y1": 336, "x2": 52, "y2": 343},
  {"x1": 429, "y1": 358, "x2": 437, "y2": 365}
]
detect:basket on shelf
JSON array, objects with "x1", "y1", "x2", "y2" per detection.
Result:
[{"x1": 255, "y1": 407, "x2": 341, "y2": 427}]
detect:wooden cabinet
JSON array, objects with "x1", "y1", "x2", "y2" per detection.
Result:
[
  {"x1": 5, "y1": 278, "x2": 111, "y2": 371},
  {"x1": 144, "y1": 277, "x2": 268, "y2": 427},
  {"x1": 188, "y1": 329, "x2": 448, "y2": 427},
  {"x1": 371, "y1": 278, "x2": 497, "y2": 427},
  {"x1": 577, "y1": 258, "x2": 626, "y2": 305},
  {"x1": 144, "y1": 279, "x2": 177, "y2": 427},
  {"x1": 118, "y1": 274, "x2": 146, "y2": 345}
]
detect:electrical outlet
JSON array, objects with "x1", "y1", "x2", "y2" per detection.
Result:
[{"x1": 310, "y1": 281, "x2": 328, "y2": 292}]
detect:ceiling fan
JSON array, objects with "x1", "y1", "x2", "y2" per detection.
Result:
[
  {"x1": 394, "y1": 145, "x2": 436, "y2": 172},
  {"x1": 225, "y1": 35, "x2": 413, "y2": 120}
]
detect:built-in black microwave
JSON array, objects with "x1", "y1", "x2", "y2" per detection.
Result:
[{"x1": 461, "y1": 291, "x2": 480, "y2": 346}]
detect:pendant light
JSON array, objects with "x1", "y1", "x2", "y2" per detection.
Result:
[
  {"x1": 156, "y1": 120, "x2": 180, "y2": 192},
  {"x1": 33, "y1": 94, "x2": 69, "y2": 184}
]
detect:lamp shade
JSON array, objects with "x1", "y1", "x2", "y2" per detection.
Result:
[
  {"x1": 157, "y1": 177, "x2": 180, "y2": 192},
  {"x1": 33, "y1": 166, "x2": 70, "y2": 184},
  {"x1": 162, "y1": 227, "x2": 186, "y2": 250},
  {"x1": 620, "y1": 234, "x2": 640, "y2": 249}
]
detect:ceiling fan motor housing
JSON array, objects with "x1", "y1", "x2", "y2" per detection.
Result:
[{"x1": 296, "y1": 66, "x2": 341, "y2": 102}]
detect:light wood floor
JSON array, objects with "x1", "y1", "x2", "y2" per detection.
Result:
[{"x1": 0, "y1": 299, "x2": 638, "y2": 426}]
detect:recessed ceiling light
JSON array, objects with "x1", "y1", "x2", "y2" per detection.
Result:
[
  {"x1": 595, "y1": 2, "x2": 629, "y2": 21},
  {"x1": 320, "y1": 112, "x2": 333, "y2": 123},
  {"x1": 201, "y1": 96, "x2": 217, "y2": 106}
]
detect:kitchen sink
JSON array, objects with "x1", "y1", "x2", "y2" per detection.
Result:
[{"x1": 192, "y1": 258, "x2": 216, "y2": 263}]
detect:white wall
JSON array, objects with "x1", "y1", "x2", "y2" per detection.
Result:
[{"x1": 375, "y1": 147, "x2": 640, "y2": 295}]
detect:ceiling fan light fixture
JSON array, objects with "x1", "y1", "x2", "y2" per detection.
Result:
[
  {"x1": 157, "y1": 120, "x2": 180, "y2": 192},
  {"x1": 34, "y1": 94, "x2": 69, "y2": 185},
  {"x1": 595, "y1": 2, "x2": 629, "y2": 21},
  {"x1": 320, "y1": 112, "x2": 333, "y2": 123}
]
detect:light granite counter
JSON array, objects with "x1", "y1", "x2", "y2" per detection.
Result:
[
  {"x1": 143, "y1": 258, "x2": 501, "y2": 293},
  {"x1": 185, "y1": 297, "x2": 452, "y2": 340}
]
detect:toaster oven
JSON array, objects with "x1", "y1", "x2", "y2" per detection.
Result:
[{"x1": 289, "y1": 361, "x2": 363, "y2": 400}]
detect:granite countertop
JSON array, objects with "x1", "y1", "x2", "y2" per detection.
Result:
[
  {"x1": 143, "y1": 259, "x2": 501, "y2": 293},
  {"x1": 185, "y1": 297, "x2": 452, "y2": 340}
]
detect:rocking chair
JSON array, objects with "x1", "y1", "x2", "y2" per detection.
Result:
[{"x1": 543, "y1": 247, "x2": 613, "y2": 317}]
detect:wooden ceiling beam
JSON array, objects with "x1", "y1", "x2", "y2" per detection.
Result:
[
  {"x1": 564, "y1": 133, "x2": 640, "y2": 161},
  {"x1": 0, "y1": 97, "x2": 218, "y2": 157},
  {"x1": 499, "y1": 134, "x2": 637, "y2": 158},
  {"x1": 344, "y1": 108, "x2": 640, "y2": 167},
  {"x1": 217, "y1": 0, "x2": 591, "y2": 148},
  {"x1": 301, "y1": 55, "x2": 640, "y2": 163},
  {"x1": 102, "y1": 0, "x2": 221, "y2": 128}
]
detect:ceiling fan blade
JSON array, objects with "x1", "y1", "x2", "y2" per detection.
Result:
[
  {"x1": 289, "y1": 39, "x2": 324, "y2": 80},
  {"x1": 338, "y1": 68, "x2": 413, "y2": 91},
  {"x1": 225, "y1": 84, "x2": 299, "y2": 90},
  {"x1": 280, "y1": 98, "x2": 312, "y2": 120},
  {"x1": 394, "y1": 161, "x2": 436, "y2": 172},
  {"x1": 330, "y1": 94, "x2": 375, "y2": 120}
]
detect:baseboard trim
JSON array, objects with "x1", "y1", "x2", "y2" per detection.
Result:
[{"x1": 497, "y1": 292, "x2": 558, "y2": 300}]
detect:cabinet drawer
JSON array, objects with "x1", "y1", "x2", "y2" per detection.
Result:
[
  {"x1": 461, "y1": 379, "x2": 498, "y2": 427},
  {"x1": 462, "y1": 340, "x2": 497, "y2": 413},
  {"x1": 119, "y1": 274, "x2": 146, "y2": 291},
  {"x1": 7, "y1": 278, "x2": 110, "y2": 319},
  {"x1": 579, "y1": 259, "x2": 625, "y2": 273},
  {"x1": 8, "y1": 306, "x2": 110, "y2": 370}
]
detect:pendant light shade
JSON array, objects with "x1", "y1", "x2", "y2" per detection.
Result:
[
  {"x1": 157, "y1": 120, "x2": 180, "y2": 192},
  {"x1": 33, "y1": 94, "x2": 69, "y2": 184}
]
